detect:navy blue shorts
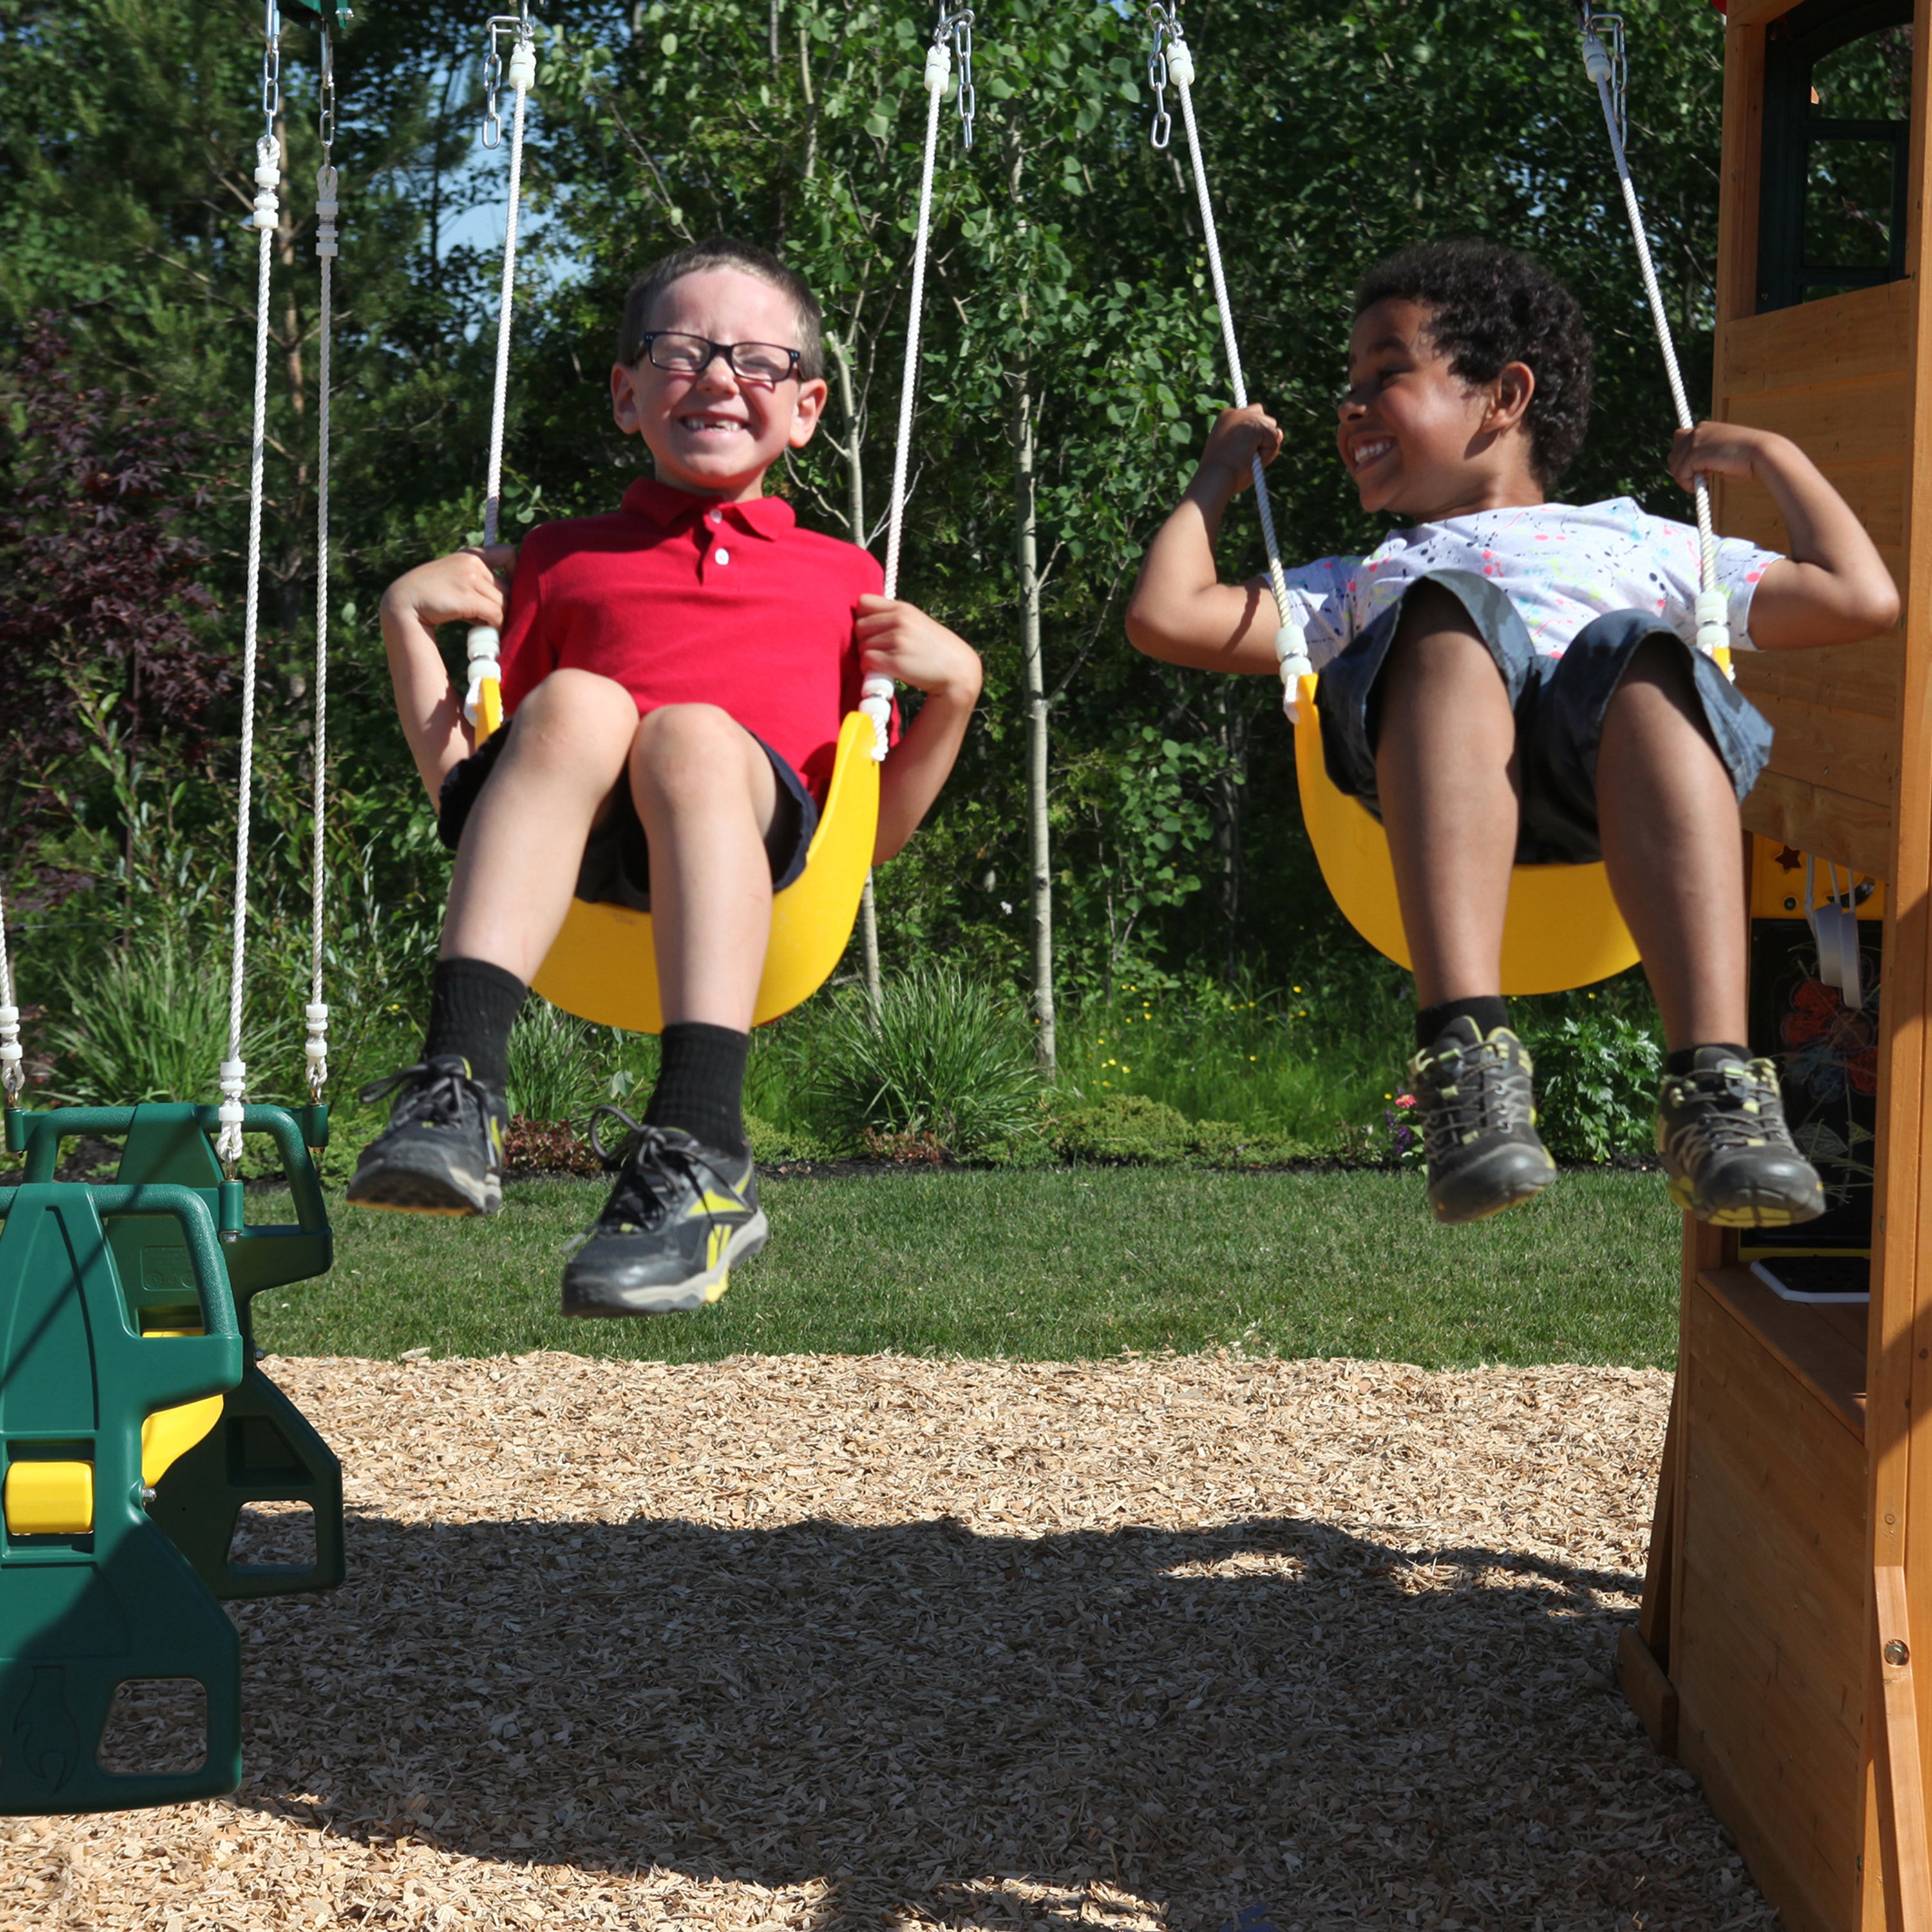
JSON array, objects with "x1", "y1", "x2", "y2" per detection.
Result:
[
  {"x1": 1314, "y1": 569, "x2": 1773, "y2": 866},
  {"x1": 437, "y1": 717, "x2": 819, "y2": 913}
]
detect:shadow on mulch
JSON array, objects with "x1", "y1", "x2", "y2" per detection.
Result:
[{"x1": 224, "y1": 1511, "x2": 1736, "y2": 1929}]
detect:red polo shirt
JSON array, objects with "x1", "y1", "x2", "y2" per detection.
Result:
[{"x1": 499, "y1": 477, "x2": 889, "y2": 806}]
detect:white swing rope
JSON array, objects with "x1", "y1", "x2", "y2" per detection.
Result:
[
  {"x1": 1148, "y1": 5, "x2": 1310, "y2": 719},
  {"x1": 869, "y1": 2, "x2": 974, "y2": 759},
  {"x1": 464, "y1": 8, "x2": 538, "y2": 730},
  {"x1": 219, "y1": 0, "x2": 285, "y2": 1171},
  {"x1": 308, "y1": 27, "x2": 339, "y2": 1110},
  {"x1": 1579, "y1": 9, "x2": 1728, "y2": 665},
  {"x1": 0, "y1": 884, "x2": 23, "y2": 1108}
]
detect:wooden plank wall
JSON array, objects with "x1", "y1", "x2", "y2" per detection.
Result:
[{"x1": 1719, "y1": 282, "x2": 1908, "y2": 879}]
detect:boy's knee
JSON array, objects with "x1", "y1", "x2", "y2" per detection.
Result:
[
  {"x1": 631, "y1": 705, "x2": 759, "y2": 795},
  {"x1": 513, "y1": 668, "x2": 637, "y2": 743}
]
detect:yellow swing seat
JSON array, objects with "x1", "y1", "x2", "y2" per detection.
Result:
[
  {"x1": 1291, "y1": 674, "x2": 1640, "y2": 997},
  {"x1": 521, "y1": 709, "x2": 882, "y2": 1035}
]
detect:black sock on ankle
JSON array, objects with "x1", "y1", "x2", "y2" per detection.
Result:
[
  {"x1": 1665, "y1": 1043, "x2": 1752, "y2": 1076},
  {"x1": 645, "y1": 1023, "x2": 750, "y2": 1157},
  {"x1": 1415, "y1": 996, "x2": 1511, "y2": 1050},
  {"x1": 423, "y1": 957, "x2": 527, "y2": 1090}
]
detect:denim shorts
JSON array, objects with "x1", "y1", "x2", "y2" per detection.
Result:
[
  {"x1": 437, "y1": 716, "x2": 819, "y2": 913},
  {"x1": 1314, "y1": 569, "x2": 1773, "y2": 866}
]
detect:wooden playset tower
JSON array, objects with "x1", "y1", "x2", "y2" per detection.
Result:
[{"x1": 1617, "y1": 1, "x2": 1932, "y2": 1924}]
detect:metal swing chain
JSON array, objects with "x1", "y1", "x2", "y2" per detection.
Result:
[
  {"x1": 868, "y1": 1, "x2": 974, "y2": 757},
  {"x1": 219, "y1": 0, "x2": 286, "y2": 1171},
  {"x1": 1578, "y1": 8, "x2": 1730, "y2": 667},
  {"x1": 308, "y1": 24, "x2": 339, "y2": 1106},
  {"x1": 1144, "y1": 3, "x2": 1310, "y2": 716},
  {"x1": 465, "y1": 5, "x2": 539, "y2": 734}
]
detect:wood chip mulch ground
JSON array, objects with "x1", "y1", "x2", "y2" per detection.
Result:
[{"x1": 2, "y1": 1352, "x2": 1772, "y2": 1931}]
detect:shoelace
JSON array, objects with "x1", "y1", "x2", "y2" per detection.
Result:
[
  {"x1": 1662, "y1": 1061, "x2": 1778, "y2": 1158},
  {"x1": 585, "y1": 1106, "x2": 712, "y2": 1233},
  {"x1": 1415, "y1": 1036, "x2": 1532, "y2": 1159},
  {"x1": 357, "y1": 1059, "x2": 478, "y2": 1125}
]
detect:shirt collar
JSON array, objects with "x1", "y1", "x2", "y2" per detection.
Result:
[{"x1": 621, "y1": 477, "x2": 797, "y2": 542}]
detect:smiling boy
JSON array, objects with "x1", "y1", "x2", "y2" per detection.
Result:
[
  {"x1": 1127, "y1": 240, "x2": 1897, "y2": 1226},
  {"x1": 349, "y1": 237, "x2": 982, "y2": 1312}
]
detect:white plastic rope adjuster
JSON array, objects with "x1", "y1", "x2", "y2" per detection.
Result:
[
  {"x1": 252, "y1": 135, "x2": 282, "y2": 231},
  {"x1": 1164, "y1": 36, "x2": 1195, "y2": 87},
  {"x1": 217, "y1": 1057, "x2": 248, "y2": 1166},
  {"x1": 923, "y1": 40, "x2": 951, "y2": 91},
  {"x1": 304, "y1": 1000, "x2": 330, "y2": 1099},
  {"x1": 1274, "y1": 623, "x2": 1312, "y2": 721},
  {"x1": 315, "y1": 164, "x2": 339, "y2": 259},
  {"x1": 0, "y1": 1003, "x2": 23, "y2": 1104},
  {"x1": 1692, "y1": 588, "x2": 1728, "y2": 659},
  {"x1": 464, "y1": 625, "x2": 502, "y2": 727},
  {"x1": 860, "y1": 675, "x2": 894, "y2": 761}
]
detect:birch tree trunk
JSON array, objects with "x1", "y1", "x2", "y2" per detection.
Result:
[
  {"x1": 829, "y1": 330, "x2": 883, "y2": 1019},
  {"x1": 1012, "y1": 354, "x2": 1056, "y2": 1077}
]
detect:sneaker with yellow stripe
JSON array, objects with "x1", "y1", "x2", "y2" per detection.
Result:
[{"x1": 560, "y1": 1111, "x2": 767, "y2": 1317}]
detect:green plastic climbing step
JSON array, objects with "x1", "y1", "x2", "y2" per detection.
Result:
[
  {"x1": 5, "y1": 1104, "x2": 343, "y2": 1600},
  {"x1": 0, "y1": 1182, "x2": 244, "y2": 1814}
]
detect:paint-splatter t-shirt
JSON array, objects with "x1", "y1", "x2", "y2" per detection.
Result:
[{"x1": 1277, "y1": 498, "x2": 1782, "y2": 668}]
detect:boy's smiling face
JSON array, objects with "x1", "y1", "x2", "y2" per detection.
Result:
[
  {"x1": 611, "y1": 267, "x2": 828, "y2": 502},
  {"x1": 1336, "y1": 298, "x2": 1543, "y2": 520}
]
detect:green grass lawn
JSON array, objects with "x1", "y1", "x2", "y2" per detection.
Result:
[{"x1": 250, "y1": 1165, "x2": 1683, "y2": 1370}]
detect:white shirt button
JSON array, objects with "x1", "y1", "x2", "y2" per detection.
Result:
[
  {"x1": 714, "y1": 547, "x2": 730, "y2": 565},
  {"x1": 707, "y1": 509, "x2": 723, "y2": 526}
]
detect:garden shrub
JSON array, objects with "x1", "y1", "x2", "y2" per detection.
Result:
[
  {"x1": 1520, "y1": 1009, "x2": 1663, "y2": 1162},
  {"x1": 1050, "y1": 1092, "x2": 1314, "y2": 1166},
  {"x1": 801, "y1": 964, "x2": 1042, "y2": 1157}
]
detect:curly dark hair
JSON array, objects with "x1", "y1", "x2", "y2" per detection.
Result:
[{"x1": 1353, "y1": 241, "x2": 1593, "y2": 489}]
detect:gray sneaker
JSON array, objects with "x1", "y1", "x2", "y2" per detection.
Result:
[
  {"x1": 1408, "y1": 1018, "x2": 1558, "y2": 1224},
  {"x1": 346, "y1": 1056, "x2": 507, "y2": 1216},
  {"x1": 561, "y1": 1112, "x2": 768, "y2": 1317},
  {"x1": 1656, "y1": 1050, "x2": 1824, "y2": 1227}
]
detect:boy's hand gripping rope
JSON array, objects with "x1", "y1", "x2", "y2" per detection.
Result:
[
  {"x1": 466, "y1": 8, "x2": 540, "y2": 739},
  {"x1": 308, "y1": 27, "x2": 339, "y2": 1107},
  {"x1": 1147, "y1": 5, "x2": 1311, "y2": 720},
  {"x1": 219, "y1": 0, "x2": 286, "y2": 1170},
  {"x1": 1578, "y1": 10, "x2": 1730, "y2": 670},
  {"x1": 868, "y1": 2, "x2": 974, "y2": 759}
]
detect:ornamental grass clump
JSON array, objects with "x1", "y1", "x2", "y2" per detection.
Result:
[{"x1": 804, "y1": 965, "x2": 1042, "y2": 1157}]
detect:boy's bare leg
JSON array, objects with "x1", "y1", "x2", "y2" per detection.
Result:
[
  {"x1": 629, "y1": 703, "x2": 781, "y2": 1030},
  {"x1": 442, "y1": 668, "x2": 641, "y2": 978},
  {"x1": 1594, "y1": 640, "x2": 1748, "y2": 1052},
  {"x1": 1374, "y1": 582, "x2": 1521, "y2": 1007},
  {"x1": 1596, "y1": 642, "x2": 1819, "y2": 1224}
]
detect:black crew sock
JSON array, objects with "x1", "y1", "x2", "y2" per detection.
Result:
[
  {"x1": 1665, "y1": 1043, "x2": 1753, "y2": 1076},
  {"x1": 644, "y1": 1023, "x2": 750, "y2": 1158},
  {"x1": 1415, "y1": 996, "x2": 1511, "y2": 1051},
  {"x1": 423, "y1": 956, "x2": 527, "y2": 1091}
]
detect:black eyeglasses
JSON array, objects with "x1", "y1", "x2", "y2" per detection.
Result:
[{"x1": 639, "y1": 332, "x2": 801, "y2": 384}]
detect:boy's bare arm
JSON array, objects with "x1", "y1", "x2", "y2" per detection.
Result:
[
  {"x1": 1125, "y1": 404, "x2": 1291, "y2": 676},
  {"x1": 855, "y1": 596, "x2": 983, "y2": 864},
  {"x1": 1675, "y1": 423, "x2": 1900, "y2": 649},
  {"x1": 379, "y1": 545, "x2": 516, "y2": 802}
]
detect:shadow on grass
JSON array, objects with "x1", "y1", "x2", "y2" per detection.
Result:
[{"x1": 226, "y1": 1510, "x2": 1761, "y2": 1929}]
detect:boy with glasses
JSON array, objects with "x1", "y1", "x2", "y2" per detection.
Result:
[{"x1": 350, "y1": 236, "x2": 982, "y2": 1313}]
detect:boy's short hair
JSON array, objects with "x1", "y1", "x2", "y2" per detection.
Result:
[
  {"x1": 618, "y1": 237, "x2": 825, "y2": 382},
  {"x1": 1354, "y1": 241, "x2": 1593, "y2": 489}
]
